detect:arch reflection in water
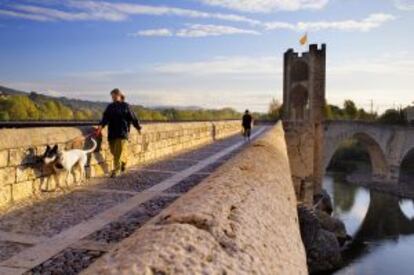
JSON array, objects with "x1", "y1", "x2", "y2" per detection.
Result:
[
  {"x1": 325, "y1": 175, "x2": 414, "y2": 275},
  {"x1": 325, "y1": 175, "x2": 370, "y2": 236},
  {"x1": 399, "y1": 148, "x2": 414, "y2": 184},
  {"x1": 399, "y1": 199, "x2": 414, "y2": 220}
]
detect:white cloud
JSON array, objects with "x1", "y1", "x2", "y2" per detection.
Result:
[
  {"x1": 130, "y1": 25, "x2": 260, "y2": 38},
  {"x1": 265, "y1": 13, "x2": 395, "y2": 32},
  {"x1": 2, "y1": 3, "x2": 127, "y2": 22},
  {"x1": 130, "y1": 29, "x2": 173, "y2": 37},
  {"x1": 153, "y1": 56, "x2": 280, "y2": 74},
  {"x1": 0, "y1": 1, "x2": 394, "y2": 35},
  {"x1": 0, "y1": 0, "x2": 260, "y2": 25},
  {"x1": 394, "y1": 0, "x2": 414, "y2": 10},
  {"x1": 79, "y1": 1, "x2": 261, "y2": 25},
  {"x1": 131, "y1": 13, "x2": 394, "y2": 39},
  {"x1": 0, "y1": 9, "x2": 52, "y2": 21},
  {"x1": 327, "y1": 52, "x2": 414, "y2": 111},
  {"x1": 330, "y1": 52, "x2": 414, "y2": 76},
  {"x1": 176, "y1": 24, "x2": 261, "y2": 37},
  {"x1": 199, "y1": 0, "x2": 329, "y2": 12}
]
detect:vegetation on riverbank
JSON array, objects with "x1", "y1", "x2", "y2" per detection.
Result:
[{"x1": 325, "y1": 99, "x2": 409, "y2": 125}]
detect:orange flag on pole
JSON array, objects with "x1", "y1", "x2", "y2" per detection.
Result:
[{"x1": 300, "y1": 33, "x2": 308, "y2": 46}]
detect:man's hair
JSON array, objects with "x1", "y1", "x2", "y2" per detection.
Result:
[
  {"x1": 245, "y1": 109, "x2": 249, "y2": 114},
  {"x1": 110, "y1": 88, "x2": 125, "y2": 101}
]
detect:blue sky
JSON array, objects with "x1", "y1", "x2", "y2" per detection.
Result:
[{"x1": 0, "y1": 0, "x2": 413, "y2": 112}]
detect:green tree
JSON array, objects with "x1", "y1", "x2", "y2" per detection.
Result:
[
  {"x1": 0, "y1": 111, "x2": 9, "y2": 121},
  {"x1": 74, "y1": 110, "x2": 91, "y2": 120},
  {"x1": 329, "y1": 105, "x2": 345, "y2": 120},
  {"x1": 357, "y1": 108, "x2": 377, "y2": 121},
  {"x1": 324, "y1": 104, "x2": 334, "y2": 120},
  {"x1": 0, "y1": 96, "x2": 40, "y2": 120},
  {"x1": 267, "y1": 98, "x2": 281, "y2": 121},
  {"x1": 56, "y1": 101, "x2": 74, "y2": 119},
  {"x1": 39, "y1": 100, "x2": 60, "y2": 119},
  {"x1": 378, "y1": 109, "x2": 407, "y2": 125},
  {"x1": 343, "y1": 100, "x2": 358, "y2": 120}
]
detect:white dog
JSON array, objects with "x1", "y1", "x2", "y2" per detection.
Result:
[{"x1": 42, "y1": 138, "x2": 97, "y2": 188}]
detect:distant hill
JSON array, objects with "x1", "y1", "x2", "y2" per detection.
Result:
[
  {"x1": 0, "y1": 86, "x2": 241, "y2": 121},
  {"x1": 153, "y1": 105, "x2": 203, "y2": 111},
  {"x1": 1, "y1": 85, "x2": 108, "y2": 112},
  {"x1": 0, "y1": 86, "x2": 28, "y2": 96}
]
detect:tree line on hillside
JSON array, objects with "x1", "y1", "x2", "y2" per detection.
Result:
[
  {"x1": 0, "y1": 95, "x2": 100, "y2": 121},
  {"x1": 325, "y1": 99, "x2": 409, "y2": 125},
  {"x1": 0, "y1": 91, "x2": 409, "y2": 125},
  {"x1": 0, "y1": 94, "x2": 244, "y2": 122}
]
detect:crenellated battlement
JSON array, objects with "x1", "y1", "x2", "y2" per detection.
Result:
[{"x1": 284, "y1": 44, "x2": 326, "y2": 62}]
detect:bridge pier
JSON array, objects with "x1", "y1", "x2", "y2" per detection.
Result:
[{"x1": 389, "y1": 165, "x2": 401, "y2": 183}]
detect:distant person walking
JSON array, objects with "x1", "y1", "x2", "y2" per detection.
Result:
[
  {"x1": 96, "y1": 89, "x2": 142, "y2": 178},
  {"x1": 242, "y1": 110, "x2": 253, "y2": 142}
]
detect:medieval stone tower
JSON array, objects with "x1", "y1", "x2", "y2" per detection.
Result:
[{"x1": 283, "y1": 44, "x2": 326, "y2": 202}]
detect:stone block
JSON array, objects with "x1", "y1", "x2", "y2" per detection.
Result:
[
  {"x1": 133, "y1": 144, "x2": 142, "y2": 154},
  {"x1": 0, "y1": 167, "x2": 16, "y2": 185},
  {"x1": 9, "y1": 147, "x2": 37, "y2": 166},
  {"x1": 0, "y1": 150, "x2": 9, "y2": 167},
  {"x1": 11, "y1": 181, "x2": 34, "y2": 202},
  {"x1": 16, "y1": 166, "x2": 42, "y2": 182},
  {"x1": 0, "y1": 184, "x2": 11, "y2": 207}
]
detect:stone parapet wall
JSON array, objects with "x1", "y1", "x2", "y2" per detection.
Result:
[
  {"x1": 83, "y1": 123, "x2": 308, "y2": 275},
  {"x1": 0, "y1": 121, "x2": 242, "y2": 208}
]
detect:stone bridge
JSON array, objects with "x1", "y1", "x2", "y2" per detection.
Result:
[
  {"x1": 324, "y1": 120, "x2": 414, "y2": 183},
  {"x1": 0, "y1": 122, "x2": 307, "y2": 274},
  {"x1": 282, "y1": 44, "x2": 414, "y2": 198}
]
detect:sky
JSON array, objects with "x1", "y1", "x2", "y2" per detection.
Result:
[{"x1": 0, "y1": 0, "x2": 413, "y2": 112}]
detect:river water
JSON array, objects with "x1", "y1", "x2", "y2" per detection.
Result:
[{"x1": 324, "y1": 175, "x2": 414, "y2": 275}]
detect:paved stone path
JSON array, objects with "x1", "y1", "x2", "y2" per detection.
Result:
[{"x1": 0, "y1": 127, "x2": 268, "y2": 275}]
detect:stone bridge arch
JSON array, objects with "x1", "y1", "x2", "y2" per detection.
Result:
[
  {"x1": 323, "y1": 122, "x2": 394, "y2": 182},
  {"x1": 324, "y1": 131, "x2": 389, "y2": 181},
  {"x1": 322, "y1": 122, "x2": 414, "y2": 187},
  {"x1": 397, "y1": 133, "x2": 414, "y2": 170},
  {"x1": 398, "y1": 146, "x2": 414, "y2": 182}
]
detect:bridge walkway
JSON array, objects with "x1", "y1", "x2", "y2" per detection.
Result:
[{"x1": 0, "y1": 126, "x2": 268, "y2": 275}]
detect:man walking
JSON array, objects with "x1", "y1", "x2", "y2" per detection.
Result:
[
  {"x1": 96, "y1": 89, "x2": 142, "y2": 178},
  {"x1": 242, "y1": 110, "x2": 253, "y2": 142}
]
